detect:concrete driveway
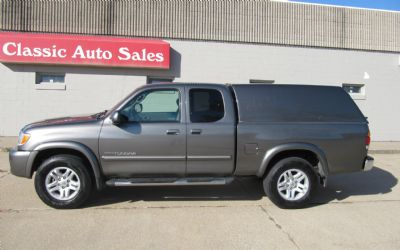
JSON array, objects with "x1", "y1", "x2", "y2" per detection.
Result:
[{"x1": 0, "y1": 152, "x2": 399, "y2": 249}]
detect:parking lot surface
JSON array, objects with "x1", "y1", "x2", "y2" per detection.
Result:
[{"x1": 0, "y1": 152, "x2": 399, "y2": 249}]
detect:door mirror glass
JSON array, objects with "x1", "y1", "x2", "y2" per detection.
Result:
[
  {"x1": 110, "y1": 111, "x2": 128, "y2": 124},
  {"x1": 134, "y1": 103, "x2": 143, "y2": 113}
]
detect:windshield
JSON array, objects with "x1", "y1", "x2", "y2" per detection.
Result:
[
  {"x1": 108, "y1": 89, "x2": 137, "y2": 112},
  {"x1": 91, "y1": 89, "x2": 137, "y2": 119}
]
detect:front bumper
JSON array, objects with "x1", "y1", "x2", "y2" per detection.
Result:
[
  {"x1": 9, "y1": 148, "x2": 36, "y2": 178},
  {"x1": 363, "y1": 155, "x2": 374, "y2": 171}
]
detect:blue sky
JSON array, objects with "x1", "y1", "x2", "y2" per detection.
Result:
[{"x1": 290, "y1": 0, "x2": 400, "y2": 11}]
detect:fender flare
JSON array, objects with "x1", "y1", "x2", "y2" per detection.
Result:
[
  {"x1": 29, "y1": 141, "x2": 104, "y2": 190},
  {"x1": 257, "y1": 142, "x2": 329, "y2": 178}
]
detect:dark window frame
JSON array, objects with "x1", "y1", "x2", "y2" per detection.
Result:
[
  {"x1": 249, "y1": 79, "x2": 275, "y2": 84},
  {"x1": 147, "y1": 76, "x2": 174, "y2": 84},
  {"x1": 35, "y1": 72, "x2": 65, "y2": 84},
  {"x1": 342, "y1": 83, "x2": 366, "y2": 100}
]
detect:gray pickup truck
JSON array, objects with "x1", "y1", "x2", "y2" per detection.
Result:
[{"x1": 9, "y1": 83, "x2": 373, "y2": 209}]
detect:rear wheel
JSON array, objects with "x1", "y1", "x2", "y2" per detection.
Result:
[
  {"x1": 263, "y1": 157, "x2": 317, "y2": 209},
  {"x1": 34, "y1": 154, "x2": 92, "y2": 209}
]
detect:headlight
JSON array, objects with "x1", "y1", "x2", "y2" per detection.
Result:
[{"x1": 18, "y1": 132, "x2": 31, "y2": 146}]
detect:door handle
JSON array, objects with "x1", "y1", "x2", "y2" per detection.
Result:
[
  {"x1": 190, "y1": 129, "x2": 202, "y2": 135},
  {"x1": 166, "y1": 129, "x2": 180, "y2": 135}
]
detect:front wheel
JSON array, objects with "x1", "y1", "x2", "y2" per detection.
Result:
[
  {"x1": 34, "y1": 154, "x2": 92, "y2": 209},
  {"x1": 263, "y1": 157, "x2": 317, "y2": 209}
]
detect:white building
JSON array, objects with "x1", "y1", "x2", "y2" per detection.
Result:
[{"x1": 0, "y1": 0, "x2": 399, "y2": 140}]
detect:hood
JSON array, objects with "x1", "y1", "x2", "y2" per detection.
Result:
[{"x1": 23, "y1": 114, "x2": 99, "y2": 131}]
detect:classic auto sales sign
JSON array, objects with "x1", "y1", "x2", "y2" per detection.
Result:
[{"x1": 0, "y1": 32, "x2": 170, "y2": 69}]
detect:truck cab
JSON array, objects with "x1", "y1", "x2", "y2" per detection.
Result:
[{"x1": 99, "y1": 84, "x2": 236, "y2": 178}]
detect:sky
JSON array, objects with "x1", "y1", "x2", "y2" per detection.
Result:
[{"x1": 289, "y1": 0, "x2": 400, "y2": 11}]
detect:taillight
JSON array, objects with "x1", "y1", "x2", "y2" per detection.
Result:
[{"x1": 365, "y1": 130, "x2": 371, "y2": 147}]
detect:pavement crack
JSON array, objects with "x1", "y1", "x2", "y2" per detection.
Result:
[
  {"x1": 90, "y1": 204, "x2": 232, "y2": 210},
  {"x1": 259, "y1": 205, "x2": 301, "y2": 250},
  {"x1": 0, "y1": 204, "x2": 253, "y2": 213}
]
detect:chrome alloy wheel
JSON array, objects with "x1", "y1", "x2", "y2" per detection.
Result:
[
  {"x1": 45, "y1": 167, "x2": 81, "y2": 201},
  {"x1": 277, "y1": 168, "x2": 310, "y2": 201}
]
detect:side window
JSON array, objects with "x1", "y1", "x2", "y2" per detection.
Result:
[
  {"x1": 189, "y1": 89, "x2": 225, "y2": 123},
  {"x1": 121, "y1": 89, "x2": 180, "y2": 122}
]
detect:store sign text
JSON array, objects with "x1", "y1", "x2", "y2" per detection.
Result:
[{"x1": 0, "y1": 32, "x2": 170, "y2": 69}]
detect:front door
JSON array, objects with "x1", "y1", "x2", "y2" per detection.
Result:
[
  {"x1": 99, "y1": 87, "x2": 186, "y2": 177},
  {"x1": 186, "y1": 86, "x2": 236, "y2": 175}
]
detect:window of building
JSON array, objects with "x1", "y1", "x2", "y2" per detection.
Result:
[
  {"x1": 35, "y1": 73, "x2": 66, "y2": 90},
  {"x1": 121, "y1": 89, "x2": 180, "y2": 122},
  {"x1": 249, "y1": 79, "x2": 275, "y2": 84},
  {"x1": 189, "y1": 89, "x2": 225, "y2": 123},
  {"x1": 342, "y1": 83, "x2": 366, "y2": 100},
  {"x1": 147, "y1": 76, "x2": 174, "y2": 84}
]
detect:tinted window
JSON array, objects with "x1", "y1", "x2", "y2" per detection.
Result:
[
  {"x1": 36, "y1": 72, "x2": 65, "y2": 84},
  {"x1": 231, "y1": 85, "x2": 365, "y2": 123},
  {"x1": 189, "y1": 89, "x2": 225, "y2": 123},
  {"x1": 121, "y1": 89, "x2": 180, "y2": 122},
  {"x1": 343, "y1": 84, "x2": 363, "y2": 94}
]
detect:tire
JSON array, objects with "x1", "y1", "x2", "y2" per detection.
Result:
[
  {"x1": 263, "y1": 157, "x2": 317, "y2": 209},
  {"x1": 34, "y1": 154, "x2": 92, "y2": 209}
]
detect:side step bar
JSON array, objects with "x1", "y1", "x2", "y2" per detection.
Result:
[{"x1": 106, "y1": 177, "x2": 234, "y2": 187}]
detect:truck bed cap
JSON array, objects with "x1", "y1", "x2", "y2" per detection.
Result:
[{"x1": 230, "y1": 84, "x2": 366, "y2": 123}]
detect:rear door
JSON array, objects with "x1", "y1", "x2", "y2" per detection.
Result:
[{"x1": 185, "y1": 85, "x2": 236, "y2": 175}]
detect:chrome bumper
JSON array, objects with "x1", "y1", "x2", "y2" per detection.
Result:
[{"x1": 363, "y1": 156, "x2": 374, "y2": 171}]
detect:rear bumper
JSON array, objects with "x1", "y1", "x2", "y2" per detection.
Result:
[
  {"x1": 363, "y1": 155, "x2": 374, "y2": 171},
  {"x1": 9, "y1": 148, "x2": 36, "y2": 178}
]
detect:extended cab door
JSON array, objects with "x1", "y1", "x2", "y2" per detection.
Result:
[
  {"x1": 99, "y1": 86, "x2": 186, "y2": 177},
  {"x1": 185, "y1": 85, "x2": 236, "y2": 175}
]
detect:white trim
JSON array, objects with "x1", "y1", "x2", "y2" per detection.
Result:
[{"x1": 35, "y1": 83, "x2": 66, "y2": 90}]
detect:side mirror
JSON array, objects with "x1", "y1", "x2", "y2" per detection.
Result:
[
  {"x1": 134, "y1": 103, "x2": 143, "y2": 113},
  {"x1": 110, "y1": 111, "x2": 127, "y2": 125}
]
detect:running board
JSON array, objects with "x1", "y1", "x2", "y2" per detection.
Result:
[{"x1": 106, "y1": 177, "x2": 234, "y2": 187}]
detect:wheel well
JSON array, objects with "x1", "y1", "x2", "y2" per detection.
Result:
[
  {"x1": 31, "y1": 148, "x2": 96, "y2": 184},
  {"x1": 264, "y1": 150, "x2": 320, "y2": 178}
]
